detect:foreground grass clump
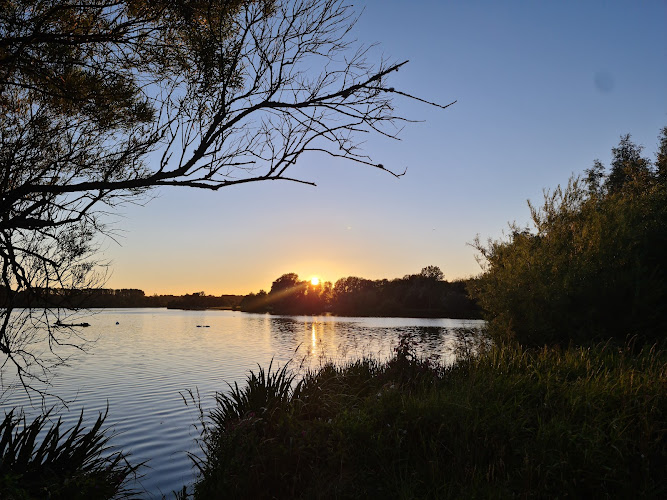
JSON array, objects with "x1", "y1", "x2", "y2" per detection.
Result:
[
  {"x1": 0, "y1": 409, "x2": 140, "y2": 499},
  {"x1": 193, "y1": 339, "x2": 667, "y2": 499}
]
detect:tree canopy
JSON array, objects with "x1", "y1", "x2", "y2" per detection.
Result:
[
  {"x1": 0, "y1": 0, "x2": 453, "y2": 389},
  {"x1": 240, "y1": 268, "x2": 480, "y2": 318}
]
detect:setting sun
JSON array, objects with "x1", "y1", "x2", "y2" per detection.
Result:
[{"x1": 310, "y1": 276, "x2": 320, "y2": 286}]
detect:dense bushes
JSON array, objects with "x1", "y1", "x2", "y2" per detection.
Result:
[
  {"x1": 191, "y1": 339, "x2": 667, "y2": 499},
  {"x1": 470, "y1": 129, "x2": 667, "y2": 346}
]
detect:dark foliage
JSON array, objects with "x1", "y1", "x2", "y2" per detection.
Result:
[
  {"x1": 191, "y1": 338, "x2": 667, "y2": 499},
  {"x1": 471, "y1": 127, "x2": 667, "y2": 347},
  {"x1": 0, "y1": 408, "x2": 140, "y2": 499},
  {"x1": 0, "y1": 286, "x2": 243, "y2": 309},
  {"x1": 240, "y1": 267, "x2": 481, "y2": 318}
]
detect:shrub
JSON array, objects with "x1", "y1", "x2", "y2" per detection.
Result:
[{"x1": 470, "y1": 130, "x2": 667, "y2": 347}]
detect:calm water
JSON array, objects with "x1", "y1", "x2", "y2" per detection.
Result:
[{"x1": 1, "y1": 308, "x2": 484, "y2": 498}]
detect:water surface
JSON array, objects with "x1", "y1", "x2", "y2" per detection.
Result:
[{"x1": 1, "y1": 308, "x2": 484, "y2": 498}]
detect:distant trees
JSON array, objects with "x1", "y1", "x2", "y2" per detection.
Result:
[
  {"x1": 241, "y1": 273, "x2": 331, "y2": 314},
  {"x1": 471, "y1": 127, "x2": 667, "y2": 347},
  {"x1": 0, "y1": 287, "x2": 243, "y2": 309},
  {"x1": 0, "y1": 0, "x2": 452, "y2": 387},
  {"x1": 271, "y1": 274, "x2": 302, "y2": 294},
  {"x1": 165, "y1": 292, "x2": 242, "y2": 310},
  {"x1": 240, "y1": 268, "x2": 481, "y2": 318},
  {"x1": 268, "y1": 273, "x2": 307, "y2": 313},
  {"x1": 419, "y1": 265, "x2": 445, "y2": 281}
]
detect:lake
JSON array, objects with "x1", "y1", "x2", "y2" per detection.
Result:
[{"x1": 1, "y1": 308, "x2": 484, "y2": 498}]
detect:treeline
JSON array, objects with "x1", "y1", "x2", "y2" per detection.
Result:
[
  {"x1": 164, "y1": 291, "x2": 243, "y2": 310},
  {"x1": 470, "y1": 126, "x2": 667, "y2": 346},
  {"x1": 240, "y1": 266, "x2": 482, "y2": 318},
  {"x1": 0, "y1": 287, "x2": 243, "y2": 310}
]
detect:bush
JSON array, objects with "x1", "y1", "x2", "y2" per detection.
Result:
[{"x1": 470, "y1": 130, "x2": 667, "y2": 347}]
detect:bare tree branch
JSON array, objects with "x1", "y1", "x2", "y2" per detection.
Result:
[{"x1": 0, "y1": 0, "x2": 453, "y2": 393}]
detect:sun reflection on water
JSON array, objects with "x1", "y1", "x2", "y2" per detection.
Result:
[
  {"x1": 3, "y1": 309, "x2": 485, "y2": 497},
  {"x1": 311, "y1": 322, "x2": 317, "y2": 354}
]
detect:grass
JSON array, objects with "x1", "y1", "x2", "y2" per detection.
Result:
[
  {"x1": 0, "y1": 408, "x2": 140, "y2": 499},
  {"x1": 191, "y1": 335, "x2": 667, "y2": 499}
]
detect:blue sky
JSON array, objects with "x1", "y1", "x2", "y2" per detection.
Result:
[{"x1": 104, "y1": 0, "x2": 667, "y2": 295}]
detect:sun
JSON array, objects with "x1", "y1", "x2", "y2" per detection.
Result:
[{"x1": 310, "y1": 276, "x2": 320, "y2": 286}]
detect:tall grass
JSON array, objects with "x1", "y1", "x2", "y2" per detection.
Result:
[
  {"x1": 210, "y1": 359, "x2": 301, "y2": 426},
  {"x1": 0, "y1": 408, "x2": 140, "y2": 499},
  {"x1": 192, "y1": 338, "x2": 666, "y2": 499}
]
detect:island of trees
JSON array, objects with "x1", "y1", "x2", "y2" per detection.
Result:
[
  {"x1": 239, "y1": 266, "x2": 481, "y2": 318},
  {"x1": 0, "y1": 266, "x2": 481, "y2": 318}
]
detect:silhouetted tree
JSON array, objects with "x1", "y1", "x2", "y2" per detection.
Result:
[
  {"x1": 656, "y1": 126, "x2": 667, "y2": 185},
  {"x1": 419, "y1": 265, "x2": 444, "y2": 281},
  {"x1": 331, "y1": 276, "x2": 376, "y2": 315},
  {"x1": 270, "y1": 274, "x2": 301, "y2": 293},
  {"x1": 584, "y1": 159, "x2": 606, "y2": 196},
  {"x1": 471, "y1": 127, "x2": 667, "y2": 347},
  {"x1": 266, "y1": 273, "x2": 305, "y2": 313},
  {"x1": 0, "y1": 0, "x2": 453, "y2": 388},
  {"x1": 605, "y1": 134, "x2": 651, "y2": 193}
]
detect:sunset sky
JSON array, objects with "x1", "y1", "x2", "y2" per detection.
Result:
[{"x1": 104, "y1": 0, "x2": 667, "y2": 296}]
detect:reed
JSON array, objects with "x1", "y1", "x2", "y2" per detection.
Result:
[
  {"x1": 192, "y1": 337, "x2": 667, "y2": 499},
  {"x1": 0, "y1": 408, "x2": 140, "y2": 499}
]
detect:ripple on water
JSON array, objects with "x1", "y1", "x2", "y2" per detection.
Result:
[{"x1": 2, "y1": 309, "x2": 484, "y2": 498}]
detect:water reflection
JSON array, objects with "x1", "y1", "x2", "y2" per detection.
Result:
[
  {"x1": 311, "y1": 322, "x2": 318, "y2": 356},
  {"x1": 2, "y1": 309, "x2": 484, "y2": 498},
  {"x1": 261, "y1": 315, "x2": 481, "y2": 371}
]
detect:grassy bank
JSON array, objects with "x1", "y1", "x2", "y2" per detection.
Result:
[{"x1": 193, "y1": 337, "x2": 666, "y2": 499}]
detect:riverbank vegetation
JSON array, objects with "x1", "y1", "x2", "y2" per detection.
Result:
[
  {"x1": 470, "y1": 127, "x2": 667, "y2": 346},
  {"x1": 239, "y1": 267, "x2": 481, "y2": 319},
  {"x1": 192, "y1": 337, "x2": 666, "y2": 498},
  {"x1": 191, "y1": 128, "x2": 667, "y2": 498}
]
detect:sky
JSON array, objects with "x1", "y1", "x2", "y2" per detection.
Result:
[{"x1": 104, "y1": 0, "x2": 667, "y2": 296}]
